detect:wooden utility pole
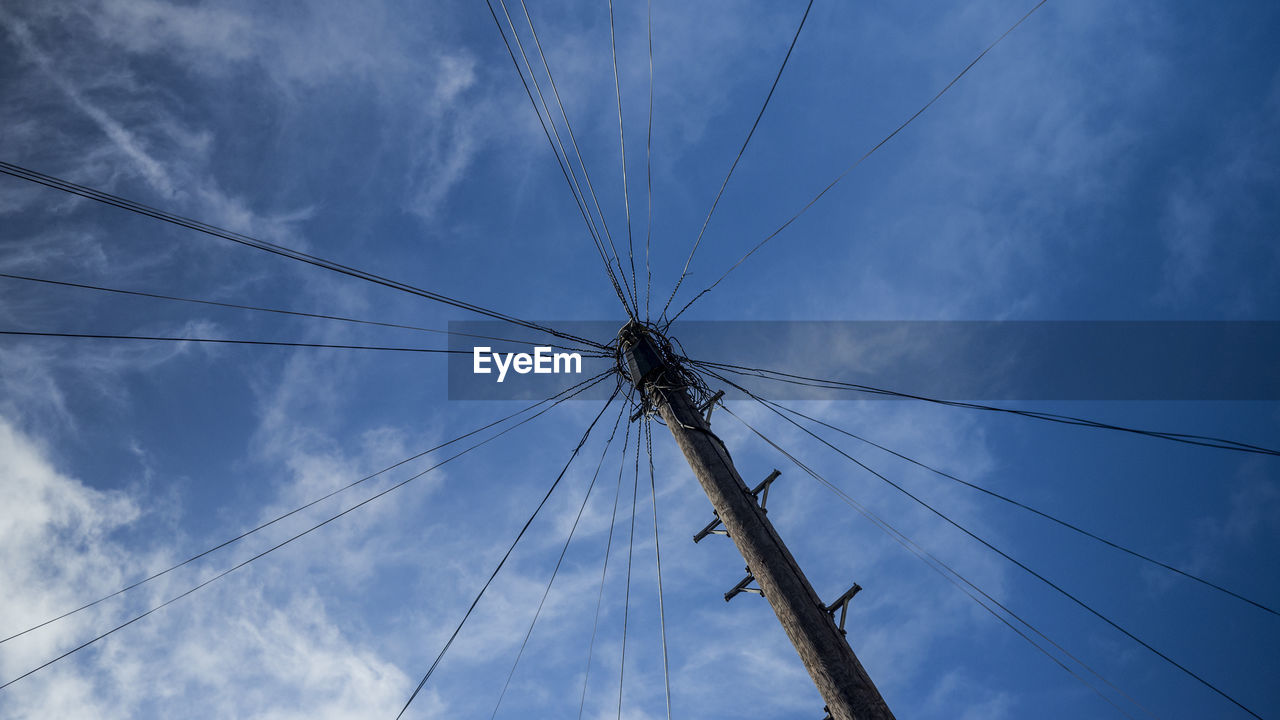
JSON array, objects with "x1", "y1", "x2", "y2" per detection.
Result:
[{"x1": 620, "y1": 323, "x2": 894, "y2": 720}]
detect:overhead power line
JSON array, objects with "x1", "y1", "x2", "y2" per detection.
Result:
[
  {"x1": 701, "y1": 367, "x2": 1265, "y2": 720},
  {"x1": 761, "y1": 395, "x2": 1280, "y2": 618},
  {"x1": 0, "y1": 330, "x2": 469, "y2": 354},
  {"x1": 0, "y1": 160, "x2": 606, "y2": 349},
  {"x1": 0, "y1": 272, "x2": 600, "y2": 355},
  {"x1": 644, "y1": 417, "x2": 673, "y2": 720},
  {"x1": 489, "y1": 396, "x2": 630, "y2": 720},
  {"x1": 659, "y1": 0, "x2": 815, "y2": 326},
  {"x1": 616, "y1": 407, "x2": 643, "y2": 720},
  {"x1": 607, "y1": 0, "x2": 639, "y2": 315},
  {"x1": 0, "y1": 372, "x2": 614, "y2": 694},
  {"x1": 664, "y1": 0, "x2": 1050, "y2": 327},
  {"x1": 717, "y1": 401, "x2": 1150, "y2": 720},
  {"x1": 397, "y1": 384, "x2": 623, "y2": 719},
  {"x1": 692, "y1": 359, "x2": 1280, "y2": 457},
  {"x1": 577, "y1": 404, "x2": 633, "y2": 720},
  {"x1": 510, "y1": 0, "x2": 636, "y2": 316},
  {"x1": 0, "y1": 372, "x2": 608, "y2": 647},
  {"x1": 485, "y1": 0, "x2": 638, "y2": 320},
  {"x1": 644, "y1": 0, "x2": 654, "y2": 319}
]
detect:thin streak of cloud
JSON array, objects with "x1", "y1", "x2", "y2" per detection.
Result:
[{"x1": 0, "y1": 11, "x2": 177, "y2": 199}]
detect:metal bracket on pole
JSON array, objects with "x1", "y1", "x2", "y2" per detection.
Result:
[
  {"x1": 697, "y1": 389, "x2": 724, "y2": 423},
  {"x1": 725, "y1": 567, "x2": 764, "y2": 602},
  {"x1": 824, "y1": 583, "x2": 863, "y2": 636},
  {"x1": 693, "y1": 469, "x2": 782, "y2": 542},
  {"x1": 751, "y1": 469, "x2": 782, "y2": 513},
  {"x1": 693, "y1": 511, "x2": 730, "y2": 543}
]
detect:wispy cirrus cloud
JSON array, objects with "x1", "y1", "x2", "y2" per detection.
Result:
[{"x1": 1, "y1": 12, "x2": 179, "y2": 200}]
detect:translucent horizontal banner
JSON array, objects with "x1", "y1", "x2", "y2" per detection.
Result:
[{"x1": 447, "y1": 321, "x2": 1280, "y2": 402}]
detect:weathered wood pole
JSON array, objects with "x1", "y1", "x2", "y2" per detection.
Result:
[{"x1": 620, "y1": 324, "x2": 894, "y2": 720}]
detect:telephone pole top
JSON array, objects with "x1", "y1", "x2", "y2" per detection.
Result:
[{"x1": 617, "y1": 322, "x2": 895, "y2": 720}]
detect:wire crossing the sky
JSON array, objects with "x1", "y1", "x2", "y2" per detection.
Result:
[
  {"x1": 494, "y1": 0, "x2": 634, "y2": 309},
  {"x1": 691, "y1": 358, "x2": 1280, "y2": 457},
  {"x1": 662, "y1": 0, "x2": 1050, "y2": 327},
  {"x1": 0, "y1": 161, "x2": 606, "y2": 349},
  {"x1": 397, "y1": 384, "x2": 622, "y2": 719},
  {"x1": 509, "y1": 0, "x2": 637, "y2": 318},
  {"x1": 700, "y1": 367, "x2": 1265, "y2": 719},
  {"x1": 644, "y1": 0, "x2": 654, "y2": 320},
  {"x1": 0, "y1": 373, "x2": 607, "y2": 648},
  {"x1": 0, "y1": 330, "x2": 471, "y2": 354},
  {"x1": 577, "y1": 406, "x2": 634, "y2": 720},
  {"x1": 488, "y1": 398, "x2": 630, "y2": 720},
  {"x1": 607, "y1": 0, "x2": 640, "y2": 317},
  {"x1": 0, "y1": 272, "x2": 602, "y2": 355},
  {"x1": 0, "y1": 373, "x2": 614, "y2": 695},
  {"x1": 486, "y1": 0, "x2": 638, "y2": 320},
  {"x1": 658, "y1": 0, "x2": 814, "y2": 326},
  {"x1": 644, "y1": 417, "x2": 674, "y2": 720},
  {"x1": 760, "y1": 395, "x2": 1280, "y2": 618},
  {"x1": 615, "y1": 409, "x2": 644, "y2": 720},
  {"x1": 717, "y1": 402, "x2": 1152, "y2": 719}
]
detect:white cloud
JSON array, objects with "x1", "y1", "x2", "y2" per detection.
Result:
[{"x1": 0, "y1": 415, "x2": 418, "y2": 718}]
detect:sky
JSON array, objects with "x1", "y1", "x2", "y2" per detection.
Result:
[{"x1": 1, "y1": 0, "x2": 1278, "y2": 719}]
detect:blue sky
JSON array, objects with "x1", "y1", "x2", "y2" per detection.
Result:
[{"x1": 1, "y1": 1, "x2": 1278, "y2": 718}]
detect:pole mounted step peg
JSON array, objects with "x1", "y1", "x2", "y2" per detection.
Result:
[
  {"x1": 751, "y1": 469, "x2": 782, "y2": 513},
  {"x1": 725, "y1": 567, "x2": 765, "y2": 602},
  {"x1": 694, "y1": 470, "x2": 783, "y2": 542},
  {"x1": 694, "y1": 511, "x2": 730, "y2": 543},
  {"x1": 824, "y1": 583, "x2": 863, "y2": 636}
]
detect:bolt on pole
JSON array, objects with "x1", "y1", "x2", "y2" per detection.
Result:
[{"x1": 619, "y1": 323, "x2": 894, "y2": 720}]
